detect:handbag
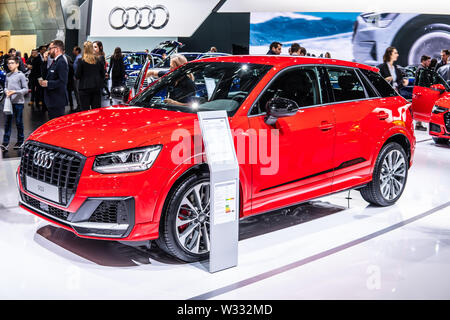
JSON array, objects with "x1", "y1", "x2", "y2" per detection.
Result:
[{"x1": 3, "y1": 97, "x2": 12, "y2": 115}]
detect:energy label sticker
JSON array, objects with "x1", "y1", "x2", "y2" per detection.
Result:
[{"x1": 213, "y1": 181, "x2": 237, "y2": 225}]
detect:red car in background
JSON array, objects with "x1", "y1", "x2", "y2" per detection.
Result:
[
  {"x1": 17, "y1": 56, "x2": 415, "y2": 262},
  {"x1": 412, "y1": 68, "x2": 450, "y2": 144},
  {"x1": 429, "y1": 94, "x2": 450, "y2": 144}
]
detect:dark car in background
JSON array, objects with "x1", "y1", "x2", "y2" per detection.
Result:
[{"x1": 353, "y1": 13, "x2": 450, "y2": 66}]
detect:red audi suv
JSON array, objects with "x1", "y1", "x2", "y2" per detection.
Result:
[
  {"x1": 429, "y1": 94, "x2": 450, "y2": 144},
  {"x1": 17, "y1": 56, "x2": 416, "y2": 262},
  {"x1": 412, "y1": 67, "x2": 450, "y2": 144}
]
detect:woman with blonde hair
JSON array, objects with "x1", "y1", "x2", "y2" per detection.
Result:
[{"x1": 75, "y1": 41, "x2": 105, "y2": 110}]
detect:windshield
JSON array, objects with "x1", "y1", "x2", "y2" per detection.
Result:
[{"x1": 130, "y1": 62, "x2": 272, "y2": 115}]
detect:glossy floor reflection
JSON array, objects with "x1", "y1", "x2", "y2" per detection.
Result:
[{"x1": 0, "y1": 128, "x2": 449, "y2": 299}]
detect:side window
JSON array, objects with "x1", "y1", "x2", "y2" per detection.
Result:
[
  {"x1": 416, "y1": 69, "x2": 450, "y2": 91},
  {"x1": 359, "y1": 69, "x2": 398, "y2": 98},
  {"x1": 356, "y1": 69, "x2": 379, "y2": 98},
  {"x1": 250, "y1": 67, "x2": 321, "y2": 115},
  {"x1": 326, "y1": 67, "x2": 366, "y2": 102}
]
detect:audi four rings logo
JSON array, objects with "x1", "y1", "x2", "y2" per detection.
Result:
[
  {"x1": 33, "y1": 151, "x2": 56, "y2": 170},
  {"x1": 109, "y1": 5, "x2": 170, "y2": 30}
]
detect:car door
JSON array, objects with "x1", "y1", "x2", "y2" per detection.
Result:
[
  {"x1": 131, "y1": 58, "x2": 151, "y2": 98},
  {"x1": 248, "y1": 66, "x2": 335, "y2": 215},
  {"x1": 412, "y1": 68, "x2": 450, "y2": 122},
  {"x1": 324, "y1": 66, "x2": 385, "y2": 191}
]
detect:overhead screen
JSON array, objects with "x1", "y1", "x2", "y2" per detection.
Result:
[{"x1": 250, "y1": 12, "x2": 450, "y2": 67}]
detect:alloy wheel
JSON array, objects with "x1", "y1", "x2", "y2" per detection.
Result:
[
  {"x1": 379, "y1": 150, "x2": 407, "y2": 201},
  {"x1": 175, "y1": 182, "x2": 211, "y2": 255}
]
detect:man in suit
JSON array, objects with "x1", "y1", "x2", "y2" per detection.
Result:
[{"x1": 39, "y1": 40, "x2": 69, "y2": 120}]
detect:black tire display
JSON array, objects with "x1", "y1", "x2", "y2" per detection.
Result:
[
  {"x1": 156, "y1": 172, "x2": 211, "y2": 262},
  {"x1": 394, "y1": 19, "x2": 450, "y2": 66},
  {"x1": 360, "y1": 142, "x2": 409, "y2": 207}
]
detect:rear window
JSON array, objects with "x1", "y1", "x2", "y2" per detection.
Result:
[
  {"x1": 325, "y1": 67, "x2": 366, "y2": 102},
  {"x1": 359, "y1": 69, "x2": 398, "y2": 98}
]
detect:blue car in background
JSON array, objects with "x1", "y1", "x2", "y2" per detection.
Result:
[
  {"x1": 121, "y1": 40, "x2": 184, "y2": 88},
  {"x1": 0, "y1": 67, "x2": 6, "y2": 102}
]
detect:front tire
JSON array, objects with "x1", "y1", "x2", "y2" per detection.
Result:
[
  {"x1": 360, "y1": 142, "x2": 409, "y2": 207},
  {"x1": 156, "y1": 172, "x2": 211, "y2": 262}
]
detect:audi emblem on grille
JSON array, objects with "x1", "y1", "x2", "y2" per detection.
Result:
[
  {"x1": 33, "y1": 150, "x2": 56, "y2": 169},
  {"x1": 109, "y1": 5, "x2": 170, "y2": 30}
]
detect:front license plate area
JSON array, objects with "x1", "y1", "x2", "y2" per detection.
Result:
[{"x1": 26, "y1": 176, "x2": 60, "y2": 203}]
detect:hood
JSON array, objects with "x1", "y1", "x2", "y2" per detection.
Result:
[
  {"x1": 28, "y1": 106, "x2": 198, "y2": 157},
  {"x1": 436, "y1": 92, "x2": 450, "y2": 108}
]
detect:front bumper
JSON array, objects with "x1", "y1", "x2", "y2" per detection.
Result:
[
  {"x1": 429, "y1": 111, "x2": 450, "y2": 139},
  {"x1": 16, "y1": 141, "x2": 168, "y2": 241},
  {"x1": 19, "y1": 191, "x2": 135, "y2": 239}
]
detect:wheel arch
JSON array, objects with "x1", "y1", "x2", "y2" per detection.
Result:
[
  {"x1": 381, "y1": 133, "x2": 412, "y2": 168},
  {"x1": 152, "y1": 162, "x2": 247, "y2": 229}
]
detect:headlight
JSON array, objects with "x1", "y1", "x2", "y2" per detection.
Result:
[
  {"x1": 93, "y1": 145, "x2": 162, "y2": 174},
  {"x1": 432, "y1": 105, "x2": 448, "y2": 114},
  {"x1": 361, "y1": 13, "x2": 399, "y2": 28}
]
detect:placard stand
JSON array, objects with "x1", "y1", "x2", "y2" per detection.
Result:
[{"x1": 198, "y1": 111, "x2": 239, "y2": 273}]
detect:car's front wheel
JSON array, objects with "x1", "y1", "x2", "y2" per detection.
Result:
[
  {"x1": 360, "y1": 142, "x2": 409, "y2": 207},
  {"x1": 156, "y1": 172, "x2": 211, "y2": 262}
]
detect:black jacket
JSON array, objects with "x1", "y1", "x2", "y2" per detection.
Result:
[
  {"x1": 378, "y1": 62, "x2": 405, "y2": 90},
  {"x1": 29, "y1": 56, "x2": 43, "y2": 79},
  {"x1": 41, "y1": 55, "x2": 69, "y2": 108},
  {"x1": 108, "y1": 56, "x2": 126, "y2": 81},
  {"x1": 75, "y1": 59, "x2": 105, "y2": 91}
]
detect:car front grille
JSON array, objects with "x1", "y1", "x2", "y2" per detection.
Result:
[
  {"x1": 445, "y1": 112, "x2": 450, "y2": 133},
  {"x1": 20, "y1": 141, "x2": 86, "y2": 206},
  {"x1": 126, "y1": 76, "x2": 137, "y2": 88}
]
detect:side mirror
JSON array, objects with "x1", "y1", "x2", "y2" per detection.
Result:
[
  {"x1": 111, "y1": 85, "x2": 130, "y2": 103},
  {"x1": 264, "y1": 97, "x2": 299, "y2": 126},
  {"x1": 431, "y1": 84, "x2": 446, "y2": 94}
]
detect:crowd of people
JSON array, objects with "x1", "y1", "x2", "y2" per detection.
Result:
[
  {"x1": 0, "y1": 39, "x2": 128, "y2": 152},
  {"x1": 265, "y1": 41, "x2": 331, "y2": 58},
  {"x1": 1, "y1": 38, "x2": 450, "y2": 152}
]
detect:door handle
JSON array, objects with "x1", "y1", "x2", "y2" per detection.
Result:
[
  {"x1": 319, "y1": 121, "x2": 334, "y2": 131},
  {"x1": 377, "y1": 111, "x2": 389, "y2": 120}
]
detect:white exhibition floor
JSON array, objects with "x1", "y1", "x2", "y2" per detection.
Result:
[{"x1": 0, "y1": 129, "x2": 449, "y2": 300}]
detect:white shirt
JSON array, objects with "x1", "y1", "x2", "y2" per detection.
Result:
[{"x1": 388, "y1": 63, "x2": 397, "y2": 88}]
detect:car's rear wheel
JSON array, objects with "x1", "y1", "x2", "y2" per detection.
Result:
[
  {"x1": 156, "y1": 172, "x2": 211, "y2": 262},
  {"x1": 360, "y1": 142, "x2": 408, "y2": 207},
  {"x1": 432, "y1": 137, "x2": 449, "y2": 145}
]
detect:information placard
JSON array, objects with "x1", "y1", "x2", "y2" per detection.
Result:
[{"x1": 198, "y1": 111, "x2": 239, "y2": 274}]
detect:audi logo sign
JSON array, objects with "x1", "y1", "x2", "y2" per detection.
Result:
[
  {"x1": 109, "y1": 5, "x2": 170, "y2": 30},
  {"x1": 33, "y1": 150, "x2": 56, "y2": 170}
]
